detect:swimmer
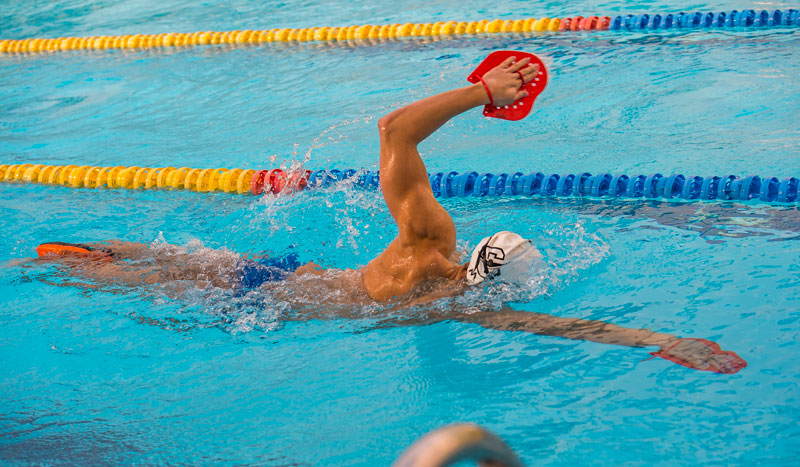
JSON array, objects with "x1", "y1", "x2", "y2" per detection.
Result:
[{"x1": 32, "y1": 55, "x2": 746, "y2": 374}]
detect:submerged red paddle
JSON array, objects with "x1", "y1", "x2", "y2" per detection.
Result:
[
  {"x1": 467, "y1": 50, "x2": 549, "y2": 121},
  {"x1": 36, "y1": 242, "x2": 114, "y2": 259},
  {"x1": 648, "y1": 338, "x2": 748, "y2": 374}
]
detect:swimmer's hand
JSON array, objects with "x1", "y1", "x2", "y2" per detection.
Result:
[
  {"x1": 652, "y1": 338, "x2": 747, "y2": 374},
  {"x1": 480, "y1": 56, "x2": 540, "y2": 107}
]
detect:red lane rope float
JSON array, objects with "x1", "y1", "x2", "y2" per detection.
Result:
[
  {"x1": 250, "y1": 169, "x2": 273, "y2": 195},
  {"x1": 249, "y1": 169, "x2": 312, "y2": 195},
  {"x1": 286, "y1": 170, "x2": 311, "y2": 192}
]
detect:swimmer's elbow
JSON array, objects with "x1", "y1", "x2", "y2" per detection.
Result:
[
  {"x1": 378, "y1": 111, "x2": 407, "y2": 142},
  {"x1": 377, "y1": 113, "x2": 396, "y2": 136}
]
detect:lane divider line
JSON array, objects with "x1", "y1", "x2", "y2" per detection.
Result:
[
  {"x1": 1, "y1": 9, "x2": 797, "y2": 55},
  {"x1": 1, "y1": 163, "x2": 797, "y2": 203}
]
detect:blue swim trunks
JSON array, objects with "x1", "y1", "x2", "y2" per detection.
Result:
[{"x1": 235, "y1": 252, "x2": 303, "y2": 289}]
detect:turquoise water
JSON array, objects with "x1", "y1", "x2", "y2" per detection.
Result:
[{"x1": 2, "y1": 0, "x2": 800, "y2": 465}]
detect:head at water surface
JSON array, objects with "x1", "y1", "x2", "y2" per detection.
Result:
[{"x1": 465, "y1": 231, "x2": 543, "y2": 286}]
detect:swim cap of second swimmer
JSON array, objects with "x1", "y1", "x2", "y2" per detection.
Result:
[{"x1": 465, "y1": 231, "x2": 543, "y2": 285}]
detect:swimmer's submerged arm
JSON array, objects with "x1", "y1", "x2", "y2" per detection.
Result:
[
  {"x1": 454, "y1": 307, "x2": 747, "y2": 373},
  {"x1": 45, "y1": 240, "x2": 234, "y2": 291},
  {"x1": 61, "y1": 258, "x2": 164, "y2": 286},
  {"x1": 458, "y1": 308, "x2": 677, "y2": 348},
  {"x1": 367, "y1": 307, "x2": 675, "y2": 348}
]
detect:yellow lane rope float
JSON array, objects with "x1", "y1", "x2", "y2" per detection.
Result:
[
  {"x1": 5, "y1": 10, "x2": 793, "y2": 55},
  {"x1": 2, "y1": 163, "x2": 282, "y2": 195},
  {"x1": 0, "y1": 18, "x2": 581, "y2": 54},
  {"x1": 2, "y1": 10, "x2": 796, "y2": 55}
]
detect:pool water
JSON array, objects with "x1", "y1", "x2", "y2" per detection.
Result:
[{"x1": 2, "y1": 0, "x2": 799, "y2": 465}]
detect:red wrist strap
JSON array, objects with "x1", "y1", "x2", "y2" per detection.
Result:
[{"x1": 477, "y1": 77, "x2": 494, "y2": 107}]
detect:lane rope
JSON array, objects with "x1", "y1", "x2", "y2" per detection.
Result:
[
  {"x1": 2, "y1": 163, "x2": 798, "y2": 204},
  {"x1": 1, "y1": 9, "x2": 798, "y2": 55}
]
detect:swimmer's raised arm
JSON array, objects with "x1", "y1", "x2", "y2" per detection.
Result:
[
  {"x1": 380, "y1": 57, "x2": 537, "y2": 145},
  {"x1": 378, "y1": 57, "x2": 539, "y2": 226}
]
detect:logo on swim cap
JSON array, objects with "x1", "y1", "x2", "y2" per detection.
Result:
[{"x1": 466, "y1": 231, "x2": 535, "y2": 285}]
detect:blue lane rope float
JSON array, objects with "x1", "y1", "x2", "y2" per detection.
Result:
[
  {"x1": 607, "y1": 9, "x2": 800, "y2": 30},
  {"x1": 310, "y1": 169, "x2": 800, "y2": 203},
  {"x1": 1, "y1": 164, "x2": 798, "y2": 204}
]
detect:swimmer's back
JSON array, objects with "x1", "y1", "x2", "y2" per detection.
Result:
[{"x1": 360, "y1": 237, "x2": 463, "y2": 302}]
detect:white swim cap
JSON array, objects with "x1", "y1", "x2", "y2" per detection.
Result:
[{"x1": 465, "y1": 231, "x2": 541, "y2": 285}]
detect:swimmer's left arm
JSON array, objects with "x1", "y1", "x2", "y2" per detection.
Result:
[
  {"x1": 460, "y1": 308, "x2": 677, "y2": 348},
  {"x1": 457, "y1": 307, "x2": 747, "y2": 373}
]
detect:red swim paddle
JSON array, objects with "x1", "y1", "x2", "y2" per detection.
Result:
[
  {"x1": 648, "y1": 338, "x2": 748, "y2": 374},
  {"x1": 467, "y1": 50, "x2": 549, "y2": 121}
]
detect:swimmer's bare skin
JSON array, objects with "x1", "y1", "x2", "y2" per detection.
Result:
[
  {"x1": 30, "y1": 57, "x2": 746, "y2": 374},
  {"x1": 34, "y1": 244, "x2": 743, "y2": 372},
  {"x1": 361, "y1": 56, "x2": 539, "y2": 301}
]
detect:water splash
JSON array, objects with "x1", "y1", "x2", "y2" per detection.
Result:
[
  {"x1": 243, "y1": 169, "x2": 388, "y2": 262},
  {"x1": 303, "y1": 116, "x2": 374, "y2": 163},
  {"x1": 439, "y1": 220, "x2": 610, "y2": 315},
  {"x1": 125, "y1": 198, "x2": 609, "y2": 336}
]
